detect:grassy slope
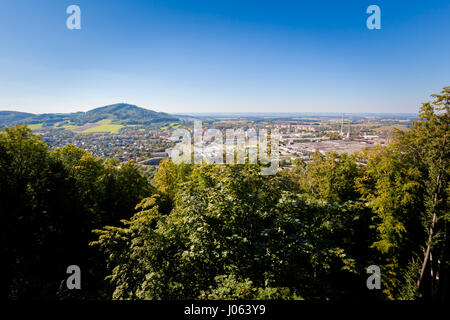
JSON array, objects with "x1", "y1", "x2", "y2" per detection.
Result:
[
  {"x1": 82, "y1": 124, "x2": 124, "y2": 133},
  {"x1": 28, "y1": 123, "x2": 43, "y2": 130}
]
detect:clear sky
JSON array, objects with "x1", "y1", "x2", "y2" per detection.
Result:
[{"x1": 0, "y1": 0, "x2": 449, "y2": 114}]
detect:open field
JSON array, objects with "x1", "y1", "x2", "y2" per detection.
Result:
[
  {"x1": 27, "y1": 123, "x2": 43, "y2": 130},
  {"x1": 82, "y1": 124, "x2": 124, "y2": 133},
  {"x1": 56, "y1": 119, "x2": 125, "y2": 133}
]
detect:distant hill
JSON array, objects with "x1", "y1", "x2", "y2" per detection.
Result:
[
  {"x1": 82, "y1": 103, "x2": 177, "y2": 124},
  {"x1": 0, "y1": 103, "x2": 179, "y2": 127},
  {"x1": 0, "y1": 111, "x2": 36, "y2": 127}
]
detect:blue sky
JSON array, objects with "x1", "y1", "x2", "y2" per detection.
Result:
[{"x1": 0, "y1": 0, "x2": 449, "y2": 114}]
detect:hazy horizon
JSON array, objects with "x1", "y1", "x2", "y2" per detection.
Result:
[
  {"x1": 1, "y1": 0, "x2": 449, "y2": 114},
  {"x1": 0, "y1": 102, "x2": 419, "y2": 116}
]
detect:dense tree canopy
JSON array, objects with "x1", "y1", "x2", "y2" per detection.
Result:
[
  {"x1": 0, "y1": 126, "x2": 152, "y2": 299},
  {"x1": 92, "y1": 164, "x2": 374, "y2": 299},
  {"x1": 357, "y1": 87, "x2": 449, "y2": 299}
]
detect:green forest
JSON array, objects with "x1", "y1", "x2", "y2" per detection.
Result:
[{"x1": 1, "y1": 87, "x2": 448, "y2": 300}]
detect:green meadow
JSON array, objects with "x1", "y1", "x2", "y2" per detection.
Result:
[
  {"x1": 27, "y1": 123, "x2": 43, "y2": 130},
  {"x1": 82, "y1": 124, "x2": 124, "y2": 133}
]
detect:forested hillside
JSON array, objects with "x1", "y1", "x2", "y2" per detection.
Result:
[
  {"x1": 1, "y1": 87, "x2": 448, "y2": 300},
  {"x1": 0, "y1": 103, "x2": 178, "y2": 128}
]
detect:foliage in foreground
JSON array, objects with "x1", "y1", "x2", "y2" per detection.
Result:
[
  {"x1": 0, "y1": 129, "x2": 152, "y2": 299},
  {"x1": 92, "y1": 164, "x2": 373, "y2": 299}
]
